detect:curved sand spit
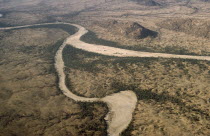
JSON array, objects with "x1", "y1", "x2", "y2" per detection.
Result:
[{"x1": 1, "y1": 22, "x2": 209, "y2": 136}]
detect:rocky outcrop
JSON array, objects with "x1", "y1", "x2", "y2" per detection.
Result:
[
  {"x1": 97, "y1": 20, "x2": 158, "y2": 39},
  {"x1": 123, "y1": 22, "x2": 158, "y2": 39},
  {"x1": 131, "y1": 0, "x2": 161, "y2": 6}
]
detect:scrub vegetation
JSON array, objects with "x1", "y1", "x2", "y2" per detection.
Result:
[
  {"x1": 0, "y1": 26, "x2": 107, "y2": 136},
  {"x1": 63, "y1": 45, "x2": 210, "y2": 136},
  {"x1": 0, "y1": 0, "x2": 210, "y2": 135}
]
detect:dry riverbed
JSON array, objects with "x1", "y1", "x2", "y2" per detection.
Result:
[{"x1": 1, "y1": 23, "x2": 209, "y2": 136}]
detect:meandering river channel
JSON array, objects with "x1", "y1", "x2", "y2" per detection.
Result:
[{"x1": 0, "y1": 22, "x2": 209, "y2": 136}]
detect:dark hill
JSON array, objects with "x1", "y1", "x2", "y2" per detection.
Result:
[
  {"x1": 131, "y1": 0, "x2": 161, "y2": 6},
  {"x1": 96, "y1": 20, "x2": 158, "y2": 39}
]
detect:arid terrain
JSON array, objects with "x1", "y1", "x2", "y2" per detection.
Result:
[
  {"x1": 0, "y1": 24, "x2": 109, "y2": 136},
  {"x1": 0, "y1": 0, "x2": 210, "y2": 136}
]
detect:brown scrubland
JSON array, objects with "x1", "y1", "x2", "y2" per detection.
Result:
[
  {"x1": 0, "y1": 0, "x2": 210, "y2": 136},
  {"x1": 63, "y1": 46, "x2": 210, "y2": 136},
  {"x1": 0, "y1": 28, "x2": 107, "y2": 136}
]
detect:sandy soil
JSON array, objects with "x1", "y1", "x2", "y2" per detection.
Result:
[
  {"x1": 67, "y1": 24, "x2": 210, "y2": 61},
  {"x1": 54, "y1": 25, "x2": 138, "y2": 136},
  {"x1": 55, "y1": 39, "x2": 100, "y2": 102},
  {"x1": 102, "y1": 91, "x2": 137, "y2": 136}
]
